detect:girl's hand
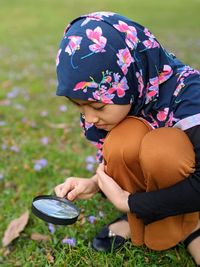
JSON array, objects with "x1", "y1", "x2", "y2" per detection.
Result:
[
  {"x1": 54, "y1": 175, "x2": 99, "y2": 201},
  {"x1": 96, "y1": 163, "x2": 130, "y2": 213}
]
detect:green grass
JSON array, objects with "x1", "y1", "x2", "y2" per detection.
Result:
[{"x1": 0, "y1": 0, "x2": 199, "y2": 266}]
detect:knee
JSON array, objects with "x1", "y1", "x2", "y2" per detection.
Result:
[
  {"x1": 103, "y1": 117, "x2": 151, "y2": 165},
  {"x1": 139, "y1": 127, "x2": 195, "y2": 186}
]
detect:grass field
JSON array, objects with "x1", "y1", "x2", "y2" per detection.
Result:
[{"x1": 0, "y1": 0, "x2": 200, "y2": 266}]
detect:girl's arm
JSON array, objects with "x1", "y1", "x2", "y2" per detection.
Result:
[{"x1": 96, "y1": 164, "x2": 130, "y2": 213}]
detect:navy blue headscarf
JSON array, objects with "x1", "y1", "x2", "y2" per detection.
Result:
[{"x1": 56, "y1": 12, "x2": 200, "y2": 161}]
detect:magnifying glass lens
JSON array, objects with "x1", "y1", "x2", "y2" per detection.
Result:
[{"x1": 32, "y1": 195, "x2": 80, "y2": 225}]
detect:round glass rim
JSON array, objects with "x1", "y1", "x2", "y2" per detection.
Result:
[{"x1": 32, "y1": 195, "x2": 80, "y2": 225}]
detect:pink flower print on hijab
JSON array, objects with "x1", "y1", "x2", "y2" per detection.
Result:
[
  {"x1": 107, "y1": 73, "x2": 129, "y2": 98},
  {"x1": 65, "y1": 36, "x2": 83, "y2": 69},
  {"x1": 65, "y1": 36, "x2": 82, "y2": 56},
  {"x1": 152, "y1": 109, "x2": 178, "y2": 127},
  {"x1": 136, "y1": 71, "x2": 144, "y2": 98},
  {"x1": 85, "y1": 121, "x2": 94, "y2": 130},
  {"x1": 159, "y1": 65, "x2": 173, "y2": 83},
  {"x1": 157, "y1": 108, "x2": 169, "y2": 121},
  {"x1": 92, "y1": 87, "x2": 115, "y2": 103},
  {"x1": 56, "y1": 49, "x2": 62, "y2": 67},
  {"x1": 142, "y1": 28, "x2": 160, "y2": 49},
  {"x1": 145, "y1": 77, "x2": 159, "y2": 104},
  {"x1": 87, "y1": 26, "x2": 107, "y2": 52},
  {"x1": 116, "y1": 48, "x2": 134, "y2": 75},
  {"x1": 73, "y1": 81, "x2": 98, "y2": 93},
  {"x1": 81, "y1": 27, "x2": 107, "y2": 59},
  {"x1": 145, "y1": 65, "x2": 173, "y2": 104},
  {"x1": 81, "y1": 12, "x2": 115, "y2": 26},
  {"x1": 173, "y1": 66, "x2": 199, "y2": 97},
  {"x1": 165, "y1": 111, "x2": 178, "y2": 127},
  {"x1": 73, "y1": 70, "x2": 129, "y2": 103},
  {"x1": 114, "y1": 20, "x2": 139, "y2": 50},
  {"x1": 80, "y1": 119, "x2": 93, "y2": 130}
]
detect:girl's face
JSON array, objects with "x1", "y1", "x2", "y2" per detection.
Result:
[{"x1": 72, "y1": 99, "x2": 131, "y2": 131}]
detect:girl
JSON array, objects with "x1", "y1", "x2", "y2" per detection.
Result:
[{"x1": 54, "y1": 12, "x2": 200, "y2": 265}]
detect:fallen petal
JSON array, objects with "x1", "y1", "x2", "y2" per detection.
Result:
[
  {"x1": 48, "y1": 223, "x2": 55, "y2": 234},
  {"x1": 62, "y1": 237, "x2": 76, "y2": 246},
  {"x1": 88, "y1": 215, "x2": 97, "y2": 224}
]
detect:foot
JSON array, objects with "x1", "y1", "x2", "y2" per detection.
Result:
[
  {"x1": 109, "y1": 219, "x2": 131, "y2": 239},
  {"x1": 185, "y1": 221, "x2": 200, "y2": 265},
  {"x1": 92, "y1": 214, "x2": 130, "y2": 252}
]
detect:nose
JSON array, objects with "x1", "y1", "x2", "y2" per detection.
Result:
[
  {"x1": 82, "y1": 107, "x2": 99, "y2": 124},
  {"x1": 84, "y1": 112, "x2": 99, "y2": 124}
]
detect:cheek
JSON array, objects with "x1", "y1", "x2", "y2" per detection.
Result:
[
  {"x1": 116, "y1": 110, "x2": 129, "y2": 121},
  {"x1": 108, "y1": 112, "x2": 127, "y2": 124}
]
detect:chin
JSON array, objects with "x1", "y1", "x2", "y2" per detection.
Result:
[{"x1": 105, "y1": 125, "x2": 115, "y2": 131}]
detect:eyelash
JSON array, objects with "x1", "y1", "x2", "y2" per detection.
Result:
[{"x1": 93, "y1": 106, "x2": 105, "y2": 111}]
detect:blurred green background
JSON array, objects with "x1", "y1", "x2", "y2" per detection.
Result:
[{"x1": 0, "y1": 0, "x2": 199, "y2": 266}]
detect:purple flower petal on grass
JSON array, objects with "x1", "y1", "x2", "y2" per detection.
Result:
[
  {"x1": 86, "y1": 163, "x2": 94, "y2": 172},
  {"x1": 21, "y1": 117, "x2": 28, "y2": 123},
  {"x1": 34, "y1": 164, "x2": 42, "y2": 171},
  {"x1": 85, "y1": 156, "x2": 96, "y2": 172},
  {"x1": 0, "y1": 121, "x2": 6, "y2": 126},
  {"x1": 40, "y1": 137, "x2": 49, "y2": 145},
  {"x1": 1, "y1": 144, "x2": 7, "y2": 150},
  {"x1": 40, "y1": 111, "x2": 48, "y2": 117},
  {"x1": 0, "y1": 174, "x2": 4, "y2": 180},
  {"x1": 30, "y1": 121, "x2": 37, "y2": 128},
  {"x1": 62, "y1": 238, "x2": 76, "y2": 246},
  {"x1": 33, "y1": 158, "x2": 48, "y2": 171},
  {"x1": 10, "y1": 145, "x2": 20, "y2": 152},
  {"x1": 85, "y1": 155, "x2": 96, "y2": 164},
  {"x1": 37, "y1": 158, "x2": 48, "y2": 167},
  {"x1": 6, "y1": 87, "x2": 20, "y2": 99},
  {"x1": 88, "y1": 215, "x2": 97, "y2": 224},
  {"x1": 48, "y1": 223, "x2": 55, "y2": 234},
  {"x1": 59, "y1": 105, "x2": 68, "y2": 112}
]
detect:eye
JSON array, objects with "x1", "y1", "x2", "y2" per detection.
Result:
[{"x1": 92, "y1": 105, "x2": 105, "y2": 111}]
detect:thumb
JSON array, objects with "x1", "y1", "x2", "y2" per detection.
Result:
[{"x1": 97, "y1": 163, "x2": 105, "y2": 175}]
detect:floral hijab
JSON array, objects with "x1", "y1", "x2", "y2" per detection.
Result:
[{"x1": 56, "y1": 12, "x2": 200, "y2": 161}]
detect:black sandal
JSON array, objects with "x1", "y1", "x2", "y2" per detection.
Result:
[
  {"x1": 183, "y1": 228, "x2": 200, "y2": 267},
  {"x1": 92, "y1": 214, "x2": 129, "y2": 252},
  {"x1": 183, "y1": 228, "x2": 200, "y2": 248}
]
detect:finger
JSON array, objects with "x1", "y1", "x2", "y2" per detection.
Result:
[
  {"x1": 96, "y1": 164, "x2": 104, "y2": 174},
  {"x1": 96, "y1": 166, "x2": 108, "y2": 178},
  {"x1": 54, "y1": 183, "x2": 65, "y2": 197},
  {"x1": 98, "y1": 163, "x2": 105, "y2": 171},
  {"x1": 55, "y1": 179, "x2": 77, "y2": 198},
  {"x1": 60, "y1": 180, "x2": 77, "y2": 198}
]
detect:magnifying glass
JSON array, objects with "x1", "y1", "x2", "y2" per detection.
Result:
[{"x1": 32, "y1": 195, "x2": 80, "y2": 225}]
